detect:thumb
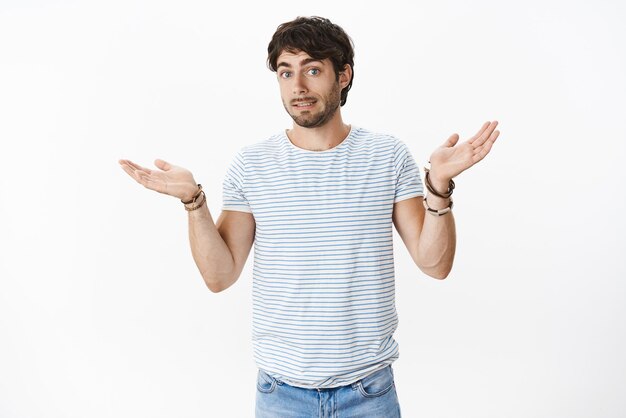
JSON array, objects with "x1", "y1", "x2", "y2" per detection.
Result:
[
  {"x1": 442, "y1": 133, "x2": 460, "y2": 148},
  {"x1": 154, "y1": 158, "x2": 173, "y2": 171}
]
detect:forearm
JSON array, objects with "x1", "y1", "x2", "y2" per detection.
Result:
[
  {"x1": 187, "y1": 202, "x2": 236, "y2": 291},
  {"x1": 416, "y1": 178, "x2": 457, "y2": 279}
]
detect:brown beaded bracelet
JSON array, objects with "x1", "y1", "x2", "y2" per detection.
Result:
[
  {"x1": 424, "y1": 168, "x2": 454, "y2": 199},
  {"x1": 184, "y1": 190, "x2": 206, "y2": 211},
  {"x1": 423, "y1": 196, "x2": 454, "y2": 216},
  {"x1": 181, "y1": 184, "x2": 203, "y2": 204}
]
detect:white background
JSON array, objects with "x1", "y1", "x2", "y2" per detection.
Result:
[{"x1": 1, "y1": 0, "x2": 625, "y2": 417}]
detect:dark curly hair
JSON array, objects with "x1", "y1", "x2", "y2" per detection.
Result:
[{"x1": 267, "y1": 16, "x2": 355, "y2": 106}]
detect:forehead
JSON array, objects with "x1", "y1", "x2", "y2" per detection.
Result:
[{"x1": 276, "y1": 50, "x2": 329, "y2": 67}]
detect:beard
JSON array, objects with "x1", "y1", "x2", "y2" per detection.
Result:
[{"x1": 283, "y1": 81, "x2": 341, "y2": 128}]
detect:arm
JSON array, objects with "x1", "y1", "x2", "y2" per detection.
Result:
[
  {"x1": 393, "y1": 194, "x2": 456, "y2": 280},
  {"x1": 392, "y1": 120, "x2": 500, "y2": 280},
  {"x1": 188, "y1": 207, "x2": 255, "y2": 293},
  {"x1": 118, "y1": 158, "x2": 255, "y2": 292}
]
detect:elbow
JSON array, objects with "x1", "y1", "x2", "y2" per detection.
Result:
[
  {"x1": 206, "y1": 283, "x2": 224, "y2": 293},
  {"x1": 203, "y1": 272, "x2": 237, "y2": 293},
  {"x1": 416, "y1": 258, "x2": 453, "y2": 280},
  {"x1": 202, "y1": 276, "x2": 226, "y2": 293},
  {"x1": 425, "y1": 268, "x2": 451, "y2": 280},
  {"x1": 415, "y1": 249, "x2": 454, "y2": 280}
]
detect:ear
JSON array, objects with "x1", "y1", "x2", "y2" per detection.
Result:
[{"x1": 339, "y1": 64, "x2": 352, "y2": 89}]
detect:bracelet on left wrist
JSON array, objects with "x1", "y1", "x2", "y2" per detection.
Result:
[
  {"x1": 423, "y1": 167, "x2": 454, "y2": 198},
  {"x1": 423, "y1": 196, "x2": 453, "y2": 216}
]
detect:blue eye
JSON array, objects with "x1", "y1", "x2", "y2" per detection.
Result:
[
  {"x1": 308, "y1": 68, "x2": 320, "y2": 75},
  {"x1": 280, "y1": 71, "x2": 292, "y2": 79}
]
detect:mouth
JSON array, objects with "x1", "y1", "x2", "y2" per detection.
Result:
[{"x1": 292, "y1": 100, "x2": 317, "y2": 109}]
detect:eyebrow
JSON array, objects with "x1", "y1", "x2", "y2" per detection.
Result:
[{"x1": 276, "y1": 57, "x2": 323, "y2": 70}]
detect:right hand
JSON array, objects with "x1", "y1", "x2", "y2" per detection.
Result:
[{"x1": 118, "y1": 158, "x2": 199, "y2": 201}]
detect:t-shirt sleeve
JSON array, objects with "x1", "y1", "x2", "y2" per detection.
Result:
[
  {"x1": 394, "y1": 140, "x2": 424, "y2": 203},
  {"x1": 221, "y1": 149, "x2": 252, "y2": 213}
]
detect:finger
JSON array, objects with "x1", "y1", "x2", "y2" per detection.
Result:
[
  {"x1": 119, "y1": 162, "x2": 166, "y2": 193},
  {"x1": 121, "y1": 162, "x2": 151, "y2": 185},
  {"x1": 131, "y1": 167, "x2": 149, "y2": 184},
  {"x1": 477, "y1": 129, "x2": 500, "y2": 150},
  {"x1": 119, "y1": 163, "x2": 137, "y2": 178},
  {"x1": 154, "y1": 159, "x2": 172, "y2": 171},
  {"x1": 472, "y1": 131, "x2": 499, "y2": 163},
  {"x1": 468, "y1": 121, "x2": 491, "y2": 144},
  {"x1": 126, "y1": 160, "x2": 153, "y2": 174},
  {"x1": 442, "y1": 133, "x2": 460, "y2": 148},
  {"x1": 120, "y1": 159, "x2": 152, "y2": 175},
  {"x1": 471, "y1": 121, "x2": 498, "y2": 148},
  {"x1": 473, "y1": 130, "x2": 499, "y2": 154},
  {"x1": 119, "y1": 162, "x2": 142, "y2": 179},
  {"x1": 118, "y1": 159, "x2": 132, "y2": 170},
  {"x1": 473, "y1": 142, "x2": 493, "y2": 164},
  {"x1": 137, "y1": 172, "x2": 161, "y2": 191}
]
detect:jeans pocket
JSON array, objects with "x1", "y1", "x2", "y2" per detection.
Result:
[
  {"x1": 357, "y1": 365, "x2": 395, "y2": 398},
  {"x1": 256, "y1": 369, "x2": 277, "y2": 394}
]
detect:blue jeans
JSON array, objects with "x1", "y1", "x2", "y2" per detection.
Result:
[{"x1": 255, "y1": 365, "x2": 402, "y2": 418}]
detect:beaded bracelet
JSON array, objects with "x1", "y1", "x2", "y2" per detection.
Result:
[
  {"x1": 184, "y1": 190, "x2": 206, "y2": 212},
  {"x1": 423, "y1": 196, "x2": 453, "y2": 216},
  {"x1": 423, "y1": 167, "x2": 454, "y2": 199},
  {"x1": 181, "y1": 184, "x2": 203, "y2": 204}
]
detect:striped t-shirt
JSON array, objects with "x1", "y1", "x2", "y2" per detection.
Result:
[{"x1": 221, "y1": 125, "x2": 424, "y2": 389}]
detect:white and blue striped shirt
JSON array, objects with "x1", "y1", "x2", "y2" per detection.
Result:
[{"x1": 221, "y1": 125, "x2": 424, "y2": 389}]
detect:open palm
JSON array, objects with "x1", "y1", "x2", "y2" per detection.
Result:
[
  {"x1": 429, "y1": 120, "x2": 500, "y2": 181},
  {"x1": 118, "y1": 158, "x2": 198, "y2": 201}
]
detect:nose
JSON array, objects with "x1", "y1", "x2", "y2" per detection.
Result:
[{"x1": 292, "y1": 72, "x2": 308, "y2": 95}]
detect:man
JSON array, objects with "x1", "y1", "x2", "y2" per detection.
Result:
[{"x1": 119, "y1": 16, "x2": 500, "y2": 418}]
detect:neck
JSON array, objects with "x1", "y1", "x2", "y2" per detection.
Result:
[{"x1": 286, "y1": 111, "x2": 351, "y2": 152}]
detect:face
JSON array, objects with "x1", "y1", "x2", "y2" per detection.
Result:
[{"x1": 276, "y1": 50, "x2": 349, "y2": 128}]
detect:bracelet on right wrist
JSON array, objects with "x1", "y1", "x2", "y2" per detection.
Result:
[
  {"x1": 181, "y1": 184, "x2": 202, "y2": 204},
  {"x1": 184, "y1": 190, "x2": 206, "y2": 211}
]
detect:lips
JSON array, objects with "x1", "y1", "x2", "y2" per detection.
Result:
[{"x1": 292, "y1": 99, "x2": 317, "y2": 108}]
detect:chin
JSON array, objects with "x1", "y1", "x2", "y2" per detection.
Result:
[
  {"x1": 292, "y1": 107, "x2": 339, "y2": 128},
  {"x1": 292, "y1": 114, "x2": 322, "y2": 128}
]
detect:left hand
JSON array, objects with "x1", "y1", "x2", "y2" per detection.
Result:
[{"x1": 428, "y1": 120, "x2": 500, "y2": 183}]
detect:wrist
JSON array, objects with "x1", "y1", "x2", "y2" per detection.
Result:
[
  {"x1": 181, "y1": 183, "x2": 202, "y2": 203},
  {"x1": 423, "y1": 196, "x2": 453, "y2": 216},
  {"x1": 183, "y1": 188, "x2": 206, "y2": 212},
  {"x1": 424, "y1": 167, "x2": 454, "y2": 198},
  {"x1": 428, "y1": 172, "x2": 450, "y2": 192},
  {"x1": 430, "y1": 176, "x2": 450, "y2": 193}
]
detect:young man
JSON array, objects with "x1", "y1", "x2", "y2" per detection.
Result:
[{"x1": 119, "y1": 16, "x2": 500, "y2": 418}]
